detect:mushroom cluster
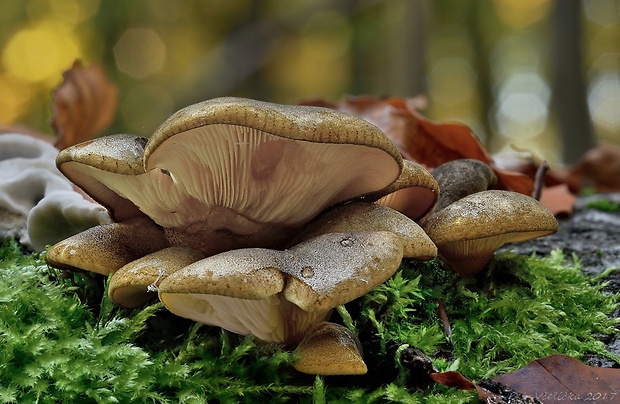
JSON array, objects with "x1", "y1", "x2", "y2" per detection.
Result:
[
  {"x1": 46, "y1": 98, "x2": 558, "y2": 374},
  {"x1": 46, "y1": 97, "x2": 439, "y2": 375}
]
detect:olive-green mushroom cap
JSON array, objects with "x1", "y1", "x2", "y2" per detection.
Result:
[{"x1": 46, "y1": 217, "x2": 170, "y2": 275}]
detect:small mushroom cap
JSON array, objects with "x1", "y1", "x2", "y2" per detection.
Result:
[
  {"x1": 46, "y1": 217, "x2": 170, "y2": 275},
  {"x1": 423, "y1": 190, "x2": 559, "y2": 276},
  {"x1": 56, "y1": 134, "x2": 148, "y2": 222},
  {"x1": 108, "y1": 246, "x2": 207, "y2": 308},
  {"x1": 293, "y1": 201, "x2": 437, "y2": 260},
  {"x1": 372, "y1": 159, "x2": 440, "y2": 221},
  {"x1": 431, "y1": 159, "x2": 497, "y2": 212},
  {"x1": 293, "y1": 322, "x2": 367, "y2": 375},
  {"x1": 281, "y1": 230, "x2": 408, "y2": 311}
]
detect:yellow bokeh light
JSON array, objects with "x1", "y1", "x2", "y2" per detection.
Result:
[
  {"x1": 26, "y1": 0, "x2": 100, "y2": 25},
  {"x1": 493, "y1": 0, "x2": 552, "y2": 29},
  {"x1": 2, "y1": 22, "x2": 82, "y2": 84},
  {"x1": 0, "y1": 75, "x2": 33, "y2": 123},
  {"x1": 266, "y1": 11, "x2": 352, "y2": 101},
  {"x1": 114, "y1": 28, "x2": 167, "y2": 79}
]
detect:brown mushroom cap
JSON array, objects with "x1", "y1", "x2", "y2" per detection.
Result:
[
  {"x1": 294, "y1": 202, "x2": 437, "y2": 260},
  {"x1": 431, "y1": 158, "x2": 497, "y2": 212},
  {"x1": 56, "y1": 134, "x2": 148, "y2": 222},
  {"x1": 55, "y1": 97, "x2": 404, "y2": 255},
  {"x1": 45, "y1": 217, "x2": 170, "y2": 275},
  {"x1": 372, "y1": 159, "x2": 440, "y2": 221},
  {"x1": 293, "y1": 322, "x2": 367, "y2": 375},
  {"x1": 423, "y1": 190, "x2": 559, "y2": 276},
  {"x1": 108, "y1": 246, "x2": 207, "y2": 308}
]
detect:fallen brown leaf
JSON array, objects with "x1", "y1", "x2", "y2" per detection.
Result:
[
  {"x1": 495, "y1": 355, "x2": 619, "y2": 403},
  {"x1": 51, "y1": 60, "x2": 118, "y2": 150},
  {"x1": 432, "y1": 354, "x2": 620, "y2": 403},
  {"x1": 301, "y1": 96, "x2": 534, "y2": 195},
  {"x1": 539, "y1": 184, "x2": 576, "y2": 217}
]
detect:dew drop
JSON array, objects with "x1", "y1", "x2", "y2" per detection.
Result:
[
  {"x1": 340, "y1": 236, "x2": 355, "y2": 247},
  {"x1": 300, "y1": 266, "x2": 314, "y2": 278}
]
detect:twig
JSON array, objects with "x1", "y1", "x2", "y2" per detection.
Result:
[
  {"x1": 532, "y1": 160, "x2": 549, "y2": 201},
  {"x1": 436, "y1": 298, "x2": 452, "y2": 340}
]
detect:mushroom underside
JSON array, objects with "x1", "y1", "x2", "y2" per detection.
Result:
[{"x1": 159, "y1": 293, "x2": 332, "y2": 345}]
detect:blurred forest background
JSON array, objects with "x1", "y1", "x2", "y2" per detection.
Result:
[{"x1": 0, "y1": 0, "x2": 618, "y2": 165}]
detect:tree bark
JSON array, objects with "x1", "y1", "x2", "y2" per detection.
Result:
[{"x1": 551, "y1": 0, "x2": 595, "y2": 164}]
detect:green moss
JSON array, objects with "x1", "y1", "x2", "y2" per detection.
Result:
[
  {"x1": 0, "y1": 239, "x2": 618, "y2": 403},
  {"x1": 586, "y1": 198, "x2": 620, "y2": 212}
]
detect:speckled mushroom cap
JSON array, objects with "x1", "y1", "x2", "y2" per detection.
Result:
[
  {"x1": 55, "y1": 97, "x2": 404, "y2": 255},
  {"x1": 56, "y1": 134, "x2": 148, "y2": 222},
  {"x1": 423, "y1": 190, "x2": 559, "y2": 276},
  {"x1": 45, "y1": 217, "x2": 170, "y2": 275},
  {"x1": 431, "y1": 159, "x2": 497, "y2": 212},
  {"x1": 157, "y1": 202, "x2": 436, "y2": 344}
]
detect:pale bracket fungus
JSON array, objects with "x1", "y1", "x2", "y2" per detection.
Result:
[{"x1": 0, "y1": 133, "x2": 111, "y2": 251}]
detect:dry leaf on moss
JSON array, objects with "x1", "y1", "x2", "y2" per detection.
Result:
[
  {"x1": 301, "y1": 96, "x2": 534, "y2": 196},
  {"x1": 52, "y1": 61, "x2": 118, "y2": 150}
]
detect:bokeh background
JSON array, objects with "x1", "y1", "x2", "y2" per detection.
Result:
[{"x1": 0, "y1": 0, "x2": 618, "y2": 165}]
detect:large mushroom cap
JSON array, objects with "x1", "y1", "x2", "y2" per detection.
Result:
[
  {"x1": 423, "y1": 190, "x2": 559, "y2": 276},
  {"x1": 157, "y1": 249, "x2": 328, "y2": 344},
  {"x1": 55, "y1": 97, "x2": 404, "y2": 255},
  {"x1": 292, "y1": 202, "x2": 437, "y2": 260}
]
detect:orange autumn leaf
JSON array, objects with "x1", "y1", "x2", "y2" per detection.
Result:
[
  {"x1": 52, "y1": 60, "x2": 118, "y2": 150},
  {"x1": 302, "y1": 96, "x2": 534, "y2": 196},
  {"x1": 539, "y1": 184, "x2": 576, "y2": 217}
]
